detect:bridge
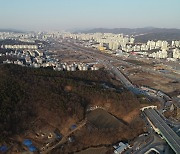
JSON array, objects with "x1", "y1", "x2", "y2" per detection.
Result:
[{"x1": 142, "y1": 107, "x2": 180, "y2": 154}]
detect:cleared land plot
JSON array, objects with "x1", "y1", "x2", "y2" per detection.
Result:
[
  {"x1": 125, "y1": 68, "x2": 180, "y2": 93},
  {"x1": 75, "y1": 147, "x2": 108, "y2": 154},
  {"x1": 126, "y1": 59, "x2": 152, "y2": 66},
  {"x1": 87, "y1": 108, "x2": 124, "y2": 129}
]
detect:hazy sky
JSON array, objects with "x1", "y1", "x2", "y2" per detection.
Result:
[{"x1": 0, "y1": 0, "x2": 180, "y2": 31}]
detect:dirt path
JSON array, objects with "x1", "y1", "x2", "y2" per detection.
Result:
[{"x1": 42, "y1": 119, "x2": 87, "y2": 154}]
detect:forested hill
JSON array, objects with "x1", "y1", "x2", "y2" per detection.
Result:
[{"x1": 0, "y1": 64, "x2": 141, "y2": 142}]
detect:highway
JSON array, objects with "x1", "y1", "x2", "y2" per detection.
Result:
[
  {"x1": 56, "y1": 41, "x2": 180, "y2": 109},
  {"x1": 59, "y1": 41, "x2": 147, "y2": 95},
  {"x1": 62, "y1": 40, "x2": 180, "y2": 82},
  {"x1": 144, "y1": 108, "x2": 180, "y2": 154},
  {"x1": 101, "y1": 60, "x2": 147, "y2": 95},
  {"x1": 52, "y1": 41, "x2": 180, "y2": 153},
  {"x1": 58, "y1": 41, "x2": 180, "y2": 113},
  {"x1": 101, "y1": 60, "x2": 133, "y2": 87}
]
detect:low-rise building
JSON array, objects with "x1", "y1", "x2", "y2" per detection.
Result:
[{"x1": 113, "y1": 142, "x2": 129, "y2": 154}]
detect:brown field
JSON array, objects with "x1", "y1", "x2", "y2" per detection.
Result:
[
  {"x1": 87, "y1": 108, "x2": 125, "y2": 129},
  {"x1": 122, "y1": 108, "x2": 140, "y2": 123},
  {"x1": 75, "y1": 147, "x2": 108, "y2": 154},
  {"x1": 126, "y1": 68, "x2": 180, "y2": 94}
]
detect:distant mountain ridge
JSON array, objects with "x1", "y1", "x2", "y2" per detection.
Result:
[
  {"x1": 0, "y1": 28, "x2": 24, "y2": 33},
  {"x1": 76, "y1": 27, "x2": 180, "y2": 42},
  {"x1": 77, "y1": 27, "x2": 180, "y2": 35}
]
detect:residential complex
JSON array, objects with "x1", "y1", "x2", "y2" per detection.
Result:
[{"x1": 60, "y1": 32, "x2": 180, "y2": 61}]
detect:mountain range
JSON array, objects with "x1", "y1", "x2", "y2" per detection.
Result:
[
  {"x1": 0, "y1": 29, "x2": 24, "y2": 33},
  {"x1": 1, "y1": 27, "x2": 180, "y2": 43},
  {"x1": 76, "y1": 27, "x2": 180, "y2": 42}
]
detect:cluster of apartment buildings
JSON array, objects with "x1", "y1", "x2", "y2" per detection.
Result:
[
  {"x1": 1, "y1": 44, "x2": 38, "y2": 50},
  {"x1": 1, "y1": 31, "x2": 180, "y2": 62},
  {"x1": 1, "y1": 47, "x2": 99, "y2": 72},
  {"x1": 0, "y1": 31, "x2": 60, "y2": 43},
  {"x1": 53, "y1": 62, "x2": 99, "y2": 72},
  {"x1": 148, "y1": 49, "x2": 168, "y2": 59},
  {"x1": 62, "y1": 32, "x2": 134, "y2": 51},
  {"x1": 61, "y1": 32, "x2": 180, "y2": 61},
  {"x1": 1, "y1": 49, "x2": 47, "y2": 68},
  {"x1": 148, "y1": 48, "x2": 180, "y2": 60},
  {"x1": 120, "y1": 40, "x2": 169, "y2": 52},
  {"x1": 0, "y1": 32, "x2": 36, "y2": 42},
  {"x1": 63, "y1": 32, "x2": 180, "y2": 61},
  {"x1": 0, "y1": 31, "x2": 101, "y2": 71}
]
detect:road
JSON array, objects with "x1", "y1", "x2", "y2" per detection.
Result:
[
  {"x1": 51, "y1": 40, "x2": 180, "y2": 153},
  {"x1": 62, "y1": 40, "x2": 180, "y2": 82},
  {"x1": 144, "y1": 109, "x2": 180, "y2": 154},
  {"x1": 58, "y1": 41, "x2": 148, "y2": 95},
  {"x1": 54, "y1": 40, "x2": 176, "y2": 112},
  {"x1": 101, "y1": 60, "x2": 147, "y2": 95}
]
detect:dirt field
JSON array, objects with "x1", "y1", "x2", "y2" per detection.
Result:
[
  {"x1": 122, "y1": 108, "x2": 140, "y2": 123},
  {"x1": 55, "y1": 50, "x2": 95, "y2": 63},
  {"x1": 126, "y1": 68, "x2": 180, "y2": 94},
  {"x1": 75, "y1": 147, "x2": 108, "y2": 154},
  {"x1": 87, "y1": 108, "x2": 125, "y2": 129}
]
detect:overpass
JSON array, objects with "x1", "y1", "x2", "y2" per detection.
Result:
[
  {"x1": 145, "y1": 148, "x2": 160, "y2": 154},
  {"x1": 143, "y1": 108, "x2": 180, "y2": 154}
]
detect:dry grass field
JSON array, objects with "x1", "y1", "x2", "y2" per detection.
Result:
[{"x1": 87, "y1": 108, "x2": 125, "y2": 129}]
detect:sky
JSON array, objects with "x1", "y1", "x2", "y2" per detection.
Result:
[{"x1": 0, "y1": 0, "x2": 180, "y2": 31}]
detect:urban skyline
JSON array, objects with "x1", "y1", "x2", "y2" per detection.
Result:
[{"x1": 0, "y1": 0, "x2": 180, "y2": 31}]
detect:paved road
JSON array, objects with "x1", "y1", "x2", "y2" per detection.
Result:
[
  {"x1": 60, "y1": 41, "x2": 148, "y2": 95},
  {"x1": 134, "y1": 142, "x2": 166, "y2": 154},
  {"x1": 144, "y1": 109, "x2": 180, "y2": 154},
  {"x1": 101, "y1": 60, "x2": 147, "y2": 95},
  {"x1": 63, "y1": 41, "x2": 180, "y2": 82},
  {"x1": 52, "y1": 41, "x2": 180, "y2": 153}
]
